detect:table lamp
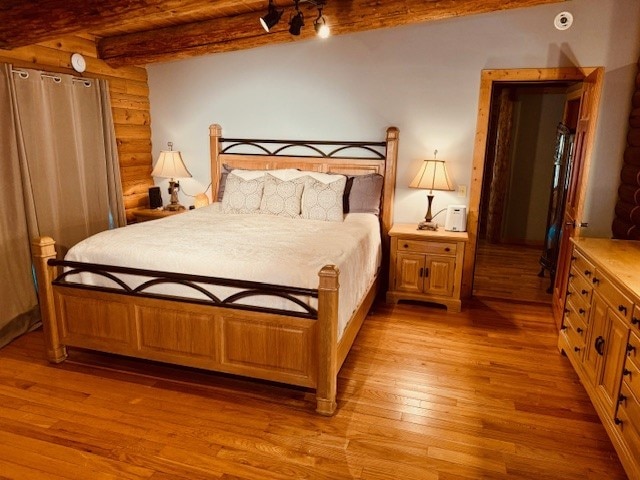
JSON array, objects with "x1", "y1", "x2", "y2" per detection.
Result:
[
  {"x1": 151, "y1": 142, "x2": 192, "y2": 211},
  {"x1": 409, "y1": 150, "x2": 454, "y2": 229}
]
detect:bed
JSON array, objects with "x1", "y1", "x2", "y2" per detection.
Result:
[{"x1": 31, "y1": 124, "x2": 399, "y2": 415}]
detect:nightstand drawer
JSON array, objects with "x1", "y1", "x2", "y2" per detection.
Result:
[{"x1": 397, "y1": 240, "x2": 457, "y2": 255}]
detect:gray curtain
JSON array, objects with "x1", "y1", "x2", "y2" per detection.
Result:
[
  {"x1": 0, "y1": 64, "x2": 125, "y2": 348},
  {"x1": 0, "y1": 64, "x2": 40, "y2": 348}
]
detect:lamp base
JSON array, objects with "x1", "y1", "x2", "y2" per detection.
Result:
[
  {"x1": 164, "y1": 203, "x2": 186, "y2": 211},
  {"x1": 417, "y1": 221, "x2": 438, "y2": 231}
]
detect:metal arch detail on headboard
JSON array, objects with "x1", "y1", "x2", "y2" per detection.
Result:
[{"x1": 219, "y1": 137, "x2": 387, "y2": 159}]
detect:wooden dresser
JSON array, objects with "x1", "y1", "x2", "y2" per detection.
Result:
[
  {"x1": 558, "y1": 238, "x2": 640, "y2": 479},
  {"x1": 386, "y1": 224, "x2": 467, "y2": 312}
]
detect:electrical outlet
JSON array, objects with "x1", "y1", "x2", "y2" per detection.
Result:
[{"x1": 458, "y1": 185, "x2": 467, "y2": 197}]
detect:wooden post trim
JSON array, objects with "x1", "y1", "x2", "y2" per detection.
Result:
[
  {"x1": 209, "y1": 123, "x2": 222, "y2": 202},
  {"x1": 31, "y1": 236, "x2": 67, "y2": 363},
  {"x1": 316, "y1": 265, "x2": 339, "y2": 416}
]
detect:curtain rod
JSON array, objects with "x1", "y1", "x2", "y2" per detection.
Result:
[{"x1": 11, "y1": 68, "x2": 92, "y2": 87}]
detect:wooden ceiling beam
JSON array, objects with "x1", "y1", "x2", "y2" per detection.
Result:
[
  {"x1": 98, "y1": 0, "x2": 565, "y2": 67},
  {"x1": 0, "y1": 0, "x2": 244, "y2": 49}
]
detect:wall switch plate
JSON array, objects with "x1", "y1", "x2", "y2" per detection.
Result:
[{"x1": 458, "y1": 185, "x2": 467, "y2": 197}]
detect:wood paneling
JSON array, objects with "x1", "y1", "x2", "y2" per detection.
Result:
[
  {"x1": 1, "y1": 36, "x2": 153, "y2": 223},
  {"x1": 0, "y1": 0, "x2": 565, "y2": 67}
]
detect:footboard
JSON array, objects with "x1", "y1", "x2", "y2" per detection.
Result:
[{"x1": 31, "y1": 237, "x2": 340, "y2": 415}]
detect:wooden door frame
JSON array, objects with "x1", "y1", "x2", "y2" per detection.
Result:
[{"x1": 462, "y1": 67, "x2": 603, "y2": 299}]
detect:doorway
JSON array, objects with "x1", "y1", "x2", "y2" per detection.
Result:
[
  {"x1": 462, "y1": 67, "x2": 604, "y2": 324},
  {"x1": 473, "y1": 82, "x2": 578, "y2": 304}
]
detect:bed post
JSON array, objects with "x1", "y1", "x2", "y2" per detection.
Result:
[
  {"x1": 381, "y1": 126, "x2": 399, "y2": 291},
  {"x1": 316, "y1": 265, "x2": 339, "y2": 416},
  {"x1": 210, "y1": 124, "x2": 222, "y2": 202},
  {"x1": 31, "y1": 237, "x2": 67, "y2": 363}
]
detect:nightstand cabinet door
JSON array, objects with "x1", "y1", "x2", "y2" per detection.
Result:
[
  {"x1": 424, "y1": 255, "x2": 455, "y2": 297},
  {"x1": 395, "y1": 253, "x2": 425, "y2": 293}
]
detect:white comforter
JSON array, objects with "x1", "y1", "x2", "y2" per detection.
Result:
[{"x1": 65, "y1": 203, "x2": 382, "y2": 338}]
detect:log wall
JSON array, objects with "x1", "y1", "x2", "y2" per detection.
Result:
[
  {"x1": 613, "y1": 57, "x2": 640, "y2": 239},
  {"x1": 0, "y1": 35, "x2": 153, "y2": 223}
]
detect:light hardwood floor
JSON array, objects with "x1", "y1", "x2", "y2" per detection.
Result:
[
  {"x1": 0, "y1": 298, "x2": 626, "y2": 479},
  {"x1": 473, "y1": 240, "x2": 552, "y2": 304}
]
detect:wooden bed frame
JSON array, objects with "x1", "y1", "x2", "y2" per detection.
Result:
[{"x1": 31, "y1": 124, "x2": 399, "y2": 415}]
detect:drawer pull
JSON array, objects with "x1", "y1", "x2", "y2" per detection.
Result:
[
  {"x1": 581, "y1": 289, "x2": 588, "y2": 295},
  {"x1": 614, "y1": 418, "x2": 623, "y2": 426},
  {"x1": 444, "y1": 247, "x2": 450, "y2": 252},
  {"x1": 560, "y1": 325, "x2": 567, "y2": 331},
  {"x1": 564, "y1": 308, "x2": 570, "y2": 314},
  {"x1": 579, "y1": 308, "x2": 585, "y2": 315},
  {"x1": 574, "y1": 346, "x2": 580, "y2": 352},
  {"x1": 594, "y1": 336, "x2": 605, "y2": 356},
  {"x1": 568, "y1": 273, "x2": 575, "y2": 278},
  {"x1": 584, "y1": 270, "x2": 592, "y2": 276},
  {"x1": 632, "y1": 317, "x2": 640, "y2": 325},
  {"x1": 592, "y1": 277, "x2": 600, "y2": 285},
  {"x1": 623, "y1": 369, "x2": 631, "y2": 376},
  {"x1": 627, "y1": 344, "x2": 636, "y2": 356},
  {"x1": 618, "y1": 305, "x2": 627, "y2": 314},
  {"x1": 576, "y1": 327, "x2": 583, "y2": 334},
  {"x1": 618, "y1": 394, "x2": 627, "y2": 404},
  {"x1": 571, "y1": 256, "x2": 577, "y2": 261},
  {"x1": 403, "y1": 243, "x2": 409, "y2": 248}
]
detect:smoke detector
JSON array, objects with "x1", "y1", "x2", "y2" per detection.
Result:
[{"x1": 554, "y1": 11, "x2": 573, "y2": 31}]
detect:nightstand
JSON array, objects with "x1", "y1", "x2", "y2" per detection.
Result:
[
  {"x1": 386, "y1": 224, "x2": 468, "y2": 312},
  {"x1": 133, "y1": 208, "x2": 185, "y2": 223}
]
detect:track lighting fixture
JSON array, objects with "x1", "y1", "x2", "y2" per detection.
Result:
[
  {"x1": 259, "y1": 0, "x2": 329, "y2": 38},
  {"x1": 289, "y1": 0, "x2": 304, "y2": 36},
  {"x1": 260, "y1": 0, "x2": 284, "y2": 33},
  {"x1": 314, "y1": 5, "x2": 330, "y2": 39}
]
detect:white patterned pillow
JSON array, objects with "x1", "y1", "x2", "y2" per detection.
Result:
[
  {"x1": 259, "y1": 174, "x2": 308, "y2": 218},
  {"x1": 301, "y1": 176, "x2": 347, "y2": 222},
  {"x1": 221, "y1": 173, "x2": 264, "y2": 214}
]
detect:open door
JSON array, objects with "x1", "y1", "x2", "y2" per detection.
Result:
[{"x1": 551, "y1": 68, "x2": 604, "y2": 325}]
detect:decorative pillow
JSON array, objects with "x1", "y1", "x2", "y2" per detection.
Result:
[
  {"x1": 217, "y1": 166, "x2": 301, "y2": 202},
  {"x1": 221, "y1": 173, "x2": 264, "y2": 214},
  {"x1": 301, "y1": 176, "x2": 347, "y2": 222},
  {"x1": 344, "y1": 173, "x2": 384, "y2": 215},
  {"x1": 259, "y1": 174, "x2": 308, "y2": 217}
]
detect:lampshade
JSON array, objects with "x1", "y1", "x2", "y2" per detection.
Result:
[
  {"x1": 151, "y1": 149, "x2": 192, "y2": 179},
  {"x1": 409, "y1": 159, "x2": 454, "y2": 193}
]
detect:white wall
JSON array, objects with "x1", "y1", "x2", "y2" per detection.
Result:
[{"x1": 147, "y1": 0, "x2": 640, "y2": 236}]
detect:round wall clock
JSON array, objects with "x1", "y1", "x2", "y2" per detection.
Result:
[{"x1": 71, "y1": 53, "x2": 87, "y2": 73}]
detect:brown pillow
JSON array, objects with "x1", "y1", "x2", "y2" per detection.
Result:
[{"x1": 344, "y1": 173, "x2": 384, "y2": 215}]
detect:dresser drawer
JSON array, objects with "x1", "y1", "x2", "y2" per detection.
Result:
[
  {"x1": 565, "y1": 298, "x2": 588, "y2": 333},
  {"x1": 593, "y1": 270, "x2": 633, "y2": 322},
  {"x1": 629, "y1": 331, "x2": 640, "y2": 367},
  {"x1": 616, "y1": 383, "x2": 640, "y2": 461},
  {"x1": 633, "y1": 305, "x2": 640, "y2": 332},
  {"x1": 568, "y1": 266, "x2": 593, "y2": 304},
  {"x1": 624, "y1": 349, "x2": 640, "y2": 401},
  {"x1": 397, "y1": 240, "x2": 457, "y2": 255},
  {"x1": 572, "y1": 249, "x2": 595, "y2": 281},
  {"x1": 560, "y1": 328, "x2": 584, "y2": 362}
]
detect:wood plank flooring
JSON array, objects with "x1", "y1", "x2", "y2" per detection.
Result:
[
  {"x1": 0, "y1": 299, "x2": 626, "y2": 479},
  {"x1": 473, "y1": 240, "x2": 552, "y2": 304}
]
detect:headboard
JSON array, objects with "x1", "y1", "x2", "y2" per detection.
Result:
[{"x1": 208, "y1": 124, "x2": 399, "y2": 249}]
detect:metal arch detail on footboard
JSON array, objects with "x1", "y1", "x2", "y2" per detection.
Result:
[{"x1": 48, "y1": 259, "x2": 319, "y2": 319}]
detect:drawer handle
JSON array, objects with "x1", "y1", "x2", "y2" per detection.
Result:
[
  {"x1": 576, "y1": 327, "x2": 583, "y2": 334},
  {"x1": 574, "y1": 346, "x2": 580, "y2": 352},
  {"x1": 560, "y1": 325, "x2": 567, "y2": 331},
  {"x1": 623, "y1": 368, "x2": 631, "y2": 376},
  {"x1": 614, "y1": 418, "x2": 623, "y2": 426},
  {"x1": 592, "y1": 277, "x2": 600, "y2": 285},
  {"x1": 633, "y1": 317, "x2": 640, "y2": 325},
  {"x1": 581, "y1": 289, "x2": 588, "y2": 295},
  {"x1": 584, "y1": 270, "x2": 592, "y2": 276},
  {"x1": 627, "y1": 344, "x2": 636, "y2": 356},
  {"x1": 618, "y1": 305, "x2": 627, "y2": 314},
  {"x1": 579, "y1": 308, "x2": 585, "y2": 315},
  {"x1": 618, "y1": 394, "x2": 627, "y2": 404},
  {"x1": 564, "y1": 308, "x2": 570, "y2": 314},
  {"x1": 444, "y1": 247, "x2": 451, "y2": 252},
  {"x1": 571, "y1": 256, "x2": 577, "y2": 261},
  {"x1": 594, "y1": 336, "x2": 605, "y2": 356},
  {"x1": 403, "y1": 243, "x2": 409, "y2": 248},
  {"x1": 568, "y1": 273, "x2": 575, "y2": 278}
]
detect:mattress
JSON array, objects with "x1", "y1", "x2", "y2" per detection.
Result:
[{"x1": 64, "y1": 203, "x2": 382, "y2": 338}]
